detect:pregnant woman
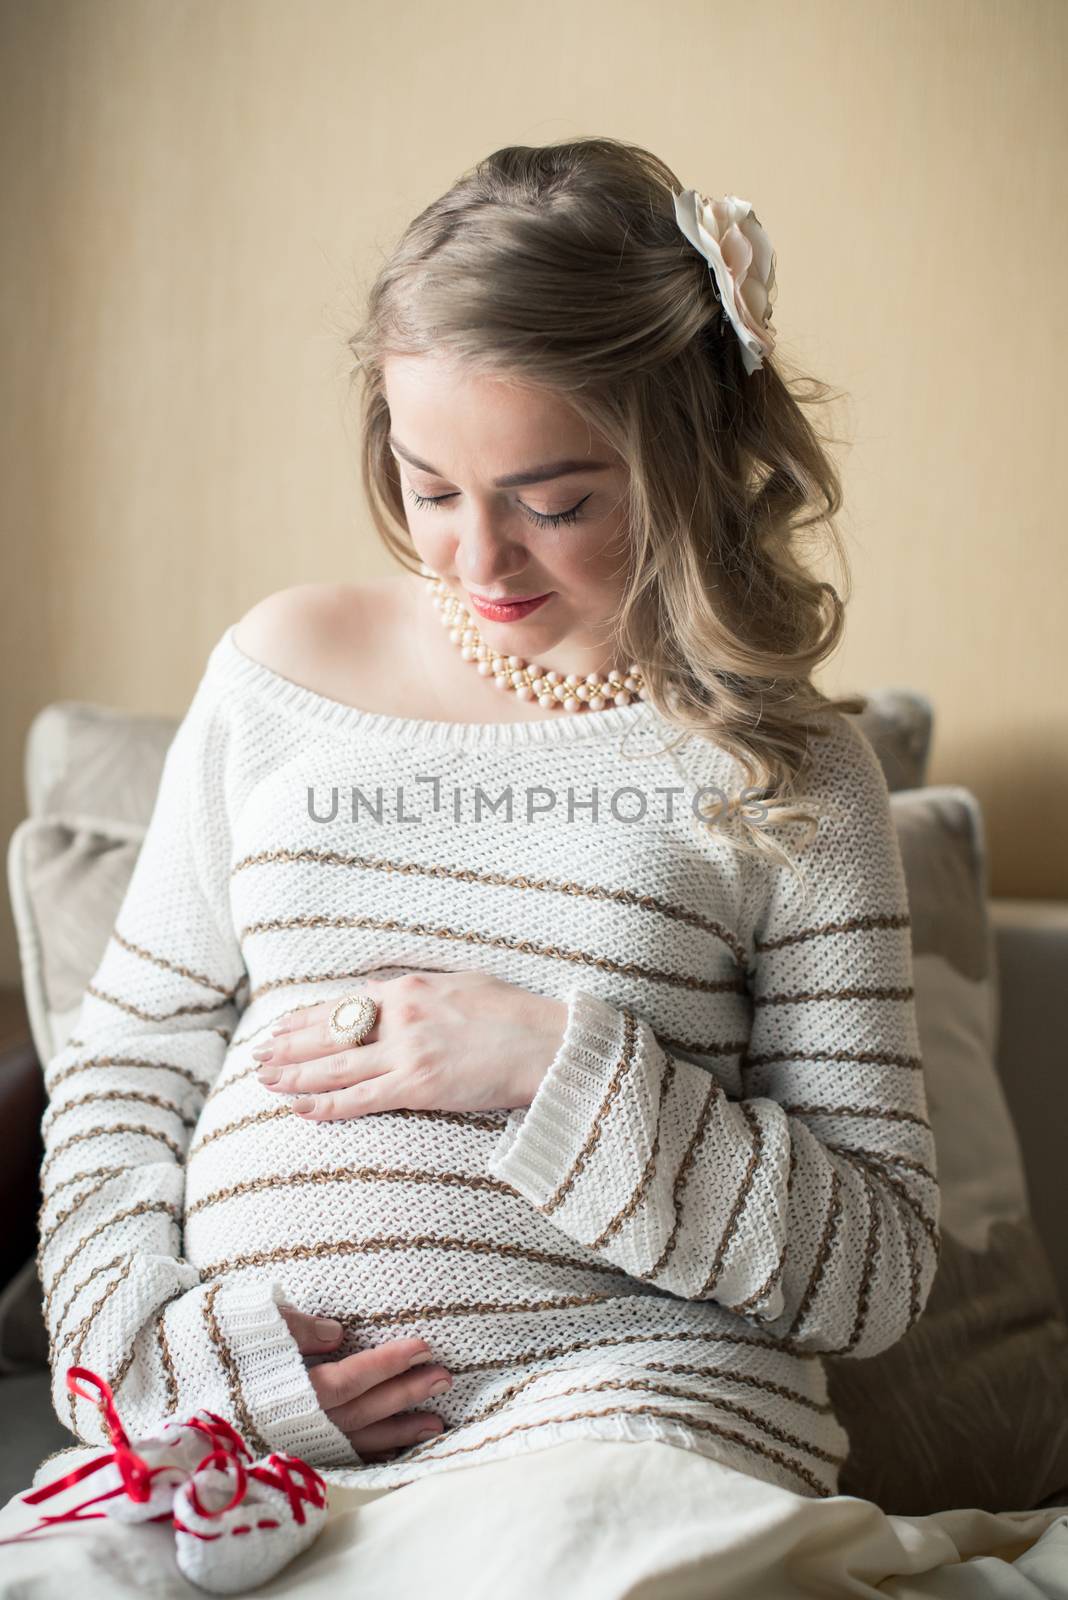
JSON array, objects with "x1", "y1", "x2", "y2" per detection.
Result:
[{"x1": 17, "y1": 136, "x2": 939, "y2": 1593}]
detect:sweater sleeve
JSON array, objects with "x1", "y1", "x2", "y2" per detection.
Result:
[
  {"x1": 36, "y1": 657, "x2": 357, "y2": 1465},
  {"x1": 487, "y1": 715, "x2": 940, "y2": 1361}
]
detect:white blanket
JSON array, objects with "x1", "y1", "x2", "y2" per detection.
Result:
[{"x1": 1, "y1": 1438, "x2": 1066, "y2": 1598}]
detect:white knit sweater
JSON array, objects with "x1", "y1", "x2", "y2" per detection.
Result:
[{"x1": 37, "y1": 623, "x2": 940, "y2": 1500}]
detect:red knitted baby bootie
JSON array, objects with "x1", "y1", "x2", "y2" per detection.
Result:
[
  {"x1": 87, "y1": 1403, "x2": 256, "y2": 1524},
  {"x1": 2, "y1": 1368, "x2": 328, "y2": 1594},
  {"x1": 5, "y1": 1369, "x2": 247, "y2": 1532},
  {"x1": 172, "y1": 1448, "x2": 328, "y2": 1595}
]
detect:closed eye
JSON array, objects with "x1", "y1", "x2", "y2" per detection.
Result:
[{"x1": 405, "y1": 488, "x2": 592, "y2": 529}]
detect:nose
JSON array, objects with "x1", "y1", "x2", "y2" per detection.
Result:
[{"x1": 452, "y1": 505, "x2": 533, "y2": 591}]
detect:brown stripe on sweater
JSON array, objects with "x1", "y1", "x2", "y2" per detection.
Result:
[
  {"x1": 588, "y1": 1059, "x2": 676, "y2": 1251},
  {"x1": 531, "y1": 1008, "x2": 639, "y2": 1220},
  {"x1": 646, "y1": 1078, "x2": 723, "y2": 1282},
  {"x1": 428, "y1": 1351, "x2": 833, "y2": 1430},
  {"x1": 202, "y1": 1282, "x2": 269, "y2": 1454},
  {"x1": 900, "y1": 1207, "x2": 924, "y2": 1331},
  {"x1": 187, "y1": 1104, "x2": 291, "y2": 1157},
  {"x1": 110, "y1": 930, "x2": 241, "y2": 998},
  {"x1": 202, "y1": 1061, "x2": 265, "y2": 1105},
  {"x1": 432, "y1": 1371, "x2": 843, "y2": 1469},
  {"x1": 41, "y1": 1165, "x2": 136, "y2": 1204},
  {"x1": 155, "y1": 1311, "x2": 180, "y2": 1417},
  {"x1": 392, "y1": 1400, "x2": 833, "y2": 1497},
  {"x1": 198, "y1": 1233, "x2": 631, "y2": 1283},
  {"x1": 378, "y1": 1322, "x2": 825, "y2": 1375},
  {"x1": 699, "y1": 1101, "x2": 766, "y2": 1298},
  {"x1": 752, "y1": 984, "x2": 914, "y2": 1008},
  {"x1": 830, "y1": 1151, "x2": 940, "y2": 1257},
  {"x1": 49, "y1": 1256, "x2": 124, "y2": 1353},
  {"x1": 730, "y1": 1239, "x2": 788, "y2": 1317},
  {"x1": 42, "y1": 1089, "x2": 194, "y2": 1135},
  {"x1": 840, "y1": 1163, "x2": 882, "y2": 1354},
  {"x1": 784, "y1": 1164, "x2": 844, "y2": 1343},
  {"x1": 42, "y1": 1200, "x2": 180, "y2": 1319},
  {"x1": 232, "y1": 846, "x2": 752, "y2": 968},
  {"x1": 186, "y1": 1163, "x2": 518, "y2": 1217},
  {"x1": 85, "y1": 983, "x2": 233, "y2": 1023},
  {"x1": 658, "y1": 1032, "x2": 750, "y2": 1061},
  {"x1": 644, "y1": 1359, "x2": 833, "y2": 1414},
  {"x1": 779, "y1": 1100, "x2": 931, "y2": 1133},
  {"x1": 755, "y1": 912, "x2": 911, "y2": 953},
  {"x1": 344, "y1": 1291, "x2": 622, "y2": 1324},
  {"x1": 575, "y1": 1376, "x2": 846, "y2": 1466},
  {"x1": 826, "y1": 1141, "x2": 937, "y2": 1185},
  {"x1": 63, "y1": 1258, "x2": 135, "y2": 1435},
  {"x1": 40, "y1": 1123, "x2": 185, "y2": 1182},
  {"x1": 730, "y1": 1137, "x2": 798, "y2": 1316},
  {"x1": 188, "y1": 1101, "x2": 504, "y2": 1159},
  {"x1": 47, "y1": 1056, "x2": 212, "y2": 1094},
  {"x1": 242, "y1": 935, "x2": 747, "y2": 1004},
  {"x1": 110, "y1": 1340, "x2": 139, "y2": 1399},
  {"x1": 742, "y1": 1044, "x2": 923, "y2": 1074},
  {"x1": 37, "y1": 1173, "x2": 120, "y2": 1259}
]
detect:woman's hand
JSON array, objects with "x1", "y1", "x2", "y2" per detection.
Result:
[
  {"x1": 279, "y1": 1305, "x2": 452, "y2": 1463},
  {"x1": 252, "y1": 971, "x2": 567, "y2": 1122}
]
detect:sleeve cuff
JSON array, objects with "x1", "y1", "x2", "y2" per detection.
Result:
[
  {"x1": 211, "y1": 1279, "x2": 361, "y2": 1468},
  {"x1": 487, "y1": 985, "x2": 626, "y2": 1202}
]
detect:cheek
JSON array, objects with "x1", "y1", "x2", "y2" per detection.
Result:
[
  {"x1": 408, "y1": 525, "x2": 452, "y2": 567},
  {"x1": 565, "y1": 511, "x2": 630, "y2": 582}
]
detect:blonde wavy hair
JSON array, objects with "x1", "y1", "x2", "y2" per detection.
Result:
[{"x1": 344, "y1": 136, "x2": 868, "y2": 877}]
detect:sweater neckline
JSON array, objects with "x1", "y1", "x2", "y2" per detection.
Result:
[{"x1": 212, "y1": 624, "x2": 656, "y2": 748}]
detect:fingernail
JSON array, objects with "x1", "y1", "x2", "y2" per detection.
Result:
[
  {"x1": 256, "y1": 1066, "x2": 281, "y2": 1085},
  {"x1": 252, "y1": 1047, "x2": 274, "y2": 1062},
  {"x1": 315, "y1": 1319, "x2": 342, "y2": 1339},
  {"x1": 408, "y1": 1352, "x2": 434, "y2": 1365},
  {"x1": 415, "y1": 1427, "x2": 440, "y2": 1441},
  {"x1": 427, "y1": 1378, "x2": 450, "y2": 1396},
  {"x1": 293, "y1": 1096, "x2": 316, "y2": 1114}
]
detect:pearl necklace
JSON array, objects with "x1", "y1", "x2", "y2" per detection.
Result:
[{"x1": 422, "y1": 566, "x2": 647, "y2": 713}]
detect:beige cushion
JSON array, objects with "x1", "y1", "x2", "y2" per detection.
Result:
[
  {"x1": 824, "y1": 786, "x2": 1068, "y2": 1514},
  {"x1": 850, "y1": 689, "x2": 933, "y2": 793}
]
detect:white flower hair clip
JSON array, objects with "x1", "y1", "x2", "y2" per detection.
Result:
[{"x1": 672, "y1": 189, "x2": 778, "y2": 375}]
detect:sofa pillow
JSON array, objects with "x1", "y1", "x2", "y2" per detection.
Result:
[
  {"x1": 823, "y1": 785, "x2": 1068, "y2": 1515},
  {"x1": 24, "y1": 701, "x2": 177, "y2": 824},
  {"x1": 8, "y1": 814, "x2": 146, "y2": 1066},
  {"x1": 848, "y1": 689, "x2": 933, "y2": 792}
]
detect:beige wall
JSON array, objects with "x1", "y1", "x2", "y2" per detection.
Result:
[{"x1": 2, "y1": 0, "x2": 1066, "y2": 984}]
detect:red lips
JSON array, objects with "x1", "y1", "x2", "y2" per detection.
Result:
[{"x1": 468, "y1": 593, "x2": 552, "y2": 621}]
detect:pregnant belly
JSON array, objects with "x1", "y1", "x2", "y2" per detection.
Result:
[{"x1": 182, "y1": 1074, "x2": 645, "y2": 1340}]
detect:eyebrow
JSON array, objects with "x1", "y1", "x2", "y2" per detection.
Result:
[{"x1": 388, "y1": 435, "x2": 614, "y2": 489}]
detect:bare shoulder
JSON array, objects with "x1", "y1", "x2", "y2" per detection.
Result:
[{"x1": 232, "y1": 576, "x2": 411, "y2": 686}]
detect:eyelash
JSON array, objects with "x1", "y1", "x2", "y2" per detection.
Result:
[{"x1": 405, "y1": 488, "x2": 591, "y2": 528}]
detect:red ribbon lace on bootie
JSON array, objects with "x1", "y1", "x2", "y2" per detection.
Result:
[{"x1": 0, "y1": 1366, "x2": 326, "y2": 1545}]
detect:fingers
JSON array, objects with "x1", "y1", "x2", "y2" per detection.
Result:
[
  {"x1": 307, "y1": 1337, "x2": 435, "y2": 1412},
  {"x1": 270, "y1": 1002, "x2": 330, "y2": 1038},
  {"x1": 325, "y1": 1360, "x2": 453, "y2": 1437},
  {"x1": 256, "y1": 1049, "x2": 388, "y2": 1097},
  {"x1": 277, "y1": 1304, "x2": 344, "y2": 1356},
  {"x1": 267, "y1": 993, "x2": 383, "y2": 1054},
  {"x1": 346, "y1": 1408, "x2": 447, "y2": 1461},
  {"x1": 291, "y1": 1081, "x2": 395, "y2": 1120}
]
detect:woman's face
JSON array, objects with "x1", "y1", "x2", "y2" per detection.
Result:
[{"x1": 382, "y1": 353, "x2": 633, "y2": 677}]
